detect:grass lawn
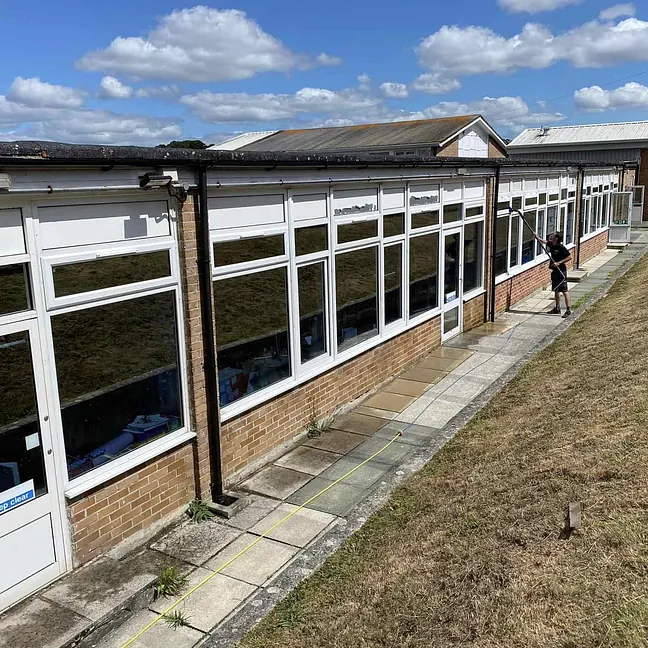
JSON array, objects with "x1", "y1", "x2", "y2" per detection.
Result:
[{"x1": 240, "y1": 254, "x2": 648, "y2": 648}]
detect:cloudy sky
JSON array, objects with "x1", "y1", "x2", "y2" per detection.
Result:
[{"x1": 2, "y1": 0, "x2": 648, "y2": 146}]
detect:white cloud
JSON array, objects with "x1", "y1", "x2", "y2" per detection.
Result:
[
  {"x1": 418, "y1": 17, "x2": 648, "y2": 76},
  {"x1": 77, "y1": 6, "x2": 329, "y2": 82},
  {"x1": 180, "y1": 86, "x2": 383, "y2": 123},
  {"x1": 411, "y1": 73, "x2": 461, "y2": 95},
  {"x1": 600, "y1": 3, "x2": 636, "y2": 20},
  {"x1": 315, "y1": 53, "x2": 343, "y2": 66},
  {"x1": 7, "y1": 77, "x2": 86, "y2": 109},
  {"x1": 574, "y1": 81, "x2": 648, "y2": 110},
  {"x1": 357, "y1": 74, "x2": 372, "y2": 91},
  {"x1": 407, "y1": 95, "x2": 566, "y2": 130},
  {"x1": 135, "y1": 85, "x2": 182, "y2": 100},
  {"x1": 498, "y1": 0, "x2": 582, "y2": 12},
  {"x1": 380, "y1": 82, "x2": 409, "y2": 99},
  {"x1": 98, "y1": 76, "x2": 133, "y2": 99}
]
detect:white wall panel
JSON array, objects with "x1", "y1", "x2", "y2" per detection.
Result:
[
  {"x1": 0, "y1": 209, "x2": 26, "y2": 257},
  {"x1": 464, "y1": 180, "x2": 485, "y2": 199},
  {"x1": 291, "y1": 193, "x2": 327, "y2": 222},
  {"x1": 209, "y1": 193, "x2": 285, "y2": 230},
  {"x1": 332, "y1": 188, "x2": 378, "y2": 216},
  {"x1": 383, "y1": 186, "x2": 405, "y2": 210}
]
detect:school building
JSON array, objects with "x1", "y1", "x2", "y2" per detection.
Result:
[{"x1": 0, "y1": 124, "x2": 636, "y2": 612}]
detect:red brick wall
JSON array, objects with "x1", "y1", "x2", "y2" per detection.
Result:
[
  {"x1": 220, "y1": 317, "x2": 442, "y2": 481},
  {"x1": 580, "y1": 229, "x2": 609, "y2": 264},
  {"x1": 438, "y1": 137, "x2": 459, "y2": 157},
  {"x1": 463, "y1": 294, "x2": 486, "y2": 332},
  {"x1": 488, "y1": 139, "x2": 506, "y2": 158},
  {"x1": 68, "y1": 444, "x2": 194, "y2": 566}
]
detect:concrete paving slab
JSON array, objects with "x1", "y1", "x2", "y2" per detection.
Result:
[
  {"x1": 374, "y1": 422, "x2": 443, "y2": 447},
  {"x1": 428, "y1": 346, "x2": 474, "y2": 360},
  {"x1": 303, "y1": 429, "x2": 365, "y2": 454},
  {"x1": 449, "y1": 352, "x2": 495, "y2": 376},
  {"x1": 383, "y1": 378, "x2": 431, "y2": 397},
  {"x1": 441, "y1": 375, "x2": 490, "y2": 402},
  {"x1": 400, "y1": 366, "x2": 446, "y2": 383},
  {"x1": 248, "y1": 504, "x2": 335, "y2": 547},
  {"x1": 319, "y1": 456, "x2": 391, "y2": 488},
  {"x1": 348, "y1": 436, "x2": 415, "y2": 465},
  {"x1": 287, "y1": 478, "x2": 367, "y2": 516},
  {"x1": 416, "y1": 355, "x2": 463, "y2": 371},
  {"x1": 151, "y1": 521, "x2": 241, "y2": 567},
  {"x1": 354, "y1": 405, "x2": 398, "y2": 419},
  {"x1": 239, "y1": 465, "x2": 313, "y2": 500},
  {"x1": 95, "y1": 609, "x2": 204, "y2": 648},
  {"x1": 0, "y1": 597, "x2": 91, "y2": 648},
  {"x1": 274, "y1": 446, "x2": 341, "y2": 476},
  {"x1": 363, "y1": 391, "x2": 416, "y2": 412},
  {"x1": 414, "y1": 397, "x2": 466, "y2": 429},
  {"x1": 204, "y1": 534, "x2": 297, "y2": 586},
  {"x1": 223, "y1": 494, "x2": 281, "y2": 531},
  {"x1": 42, "y1": 555, "x2": 159, "y2": 623},
  {"x1": 331, "y1": 412, "x2": 386, "y2": 436},
  {"x1": 149, "y1": 568, "x2": 255, "y2": 633}
]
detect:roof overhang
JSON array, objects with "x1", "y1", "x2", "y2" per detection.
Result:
[{"x1": 438, "y1": 116, "x2": 508, "y2": 150}]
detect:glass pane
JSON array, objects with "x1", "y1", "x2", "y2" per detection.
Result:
[
  {"x1": 612, "y1": 193, "x2": 631, "y2": 225},
  {"x1": 336, "y1": 247, "x2": 378, "y2": 352},
  {"x1": 494, "y1": 217, "x2": 508, "y2": 276},
  {"x1": 566, "y1": 202, "x2": 575, "y2": 244},
  {"x1": 383, "y1": 213, "x2": 405, "y2": 238},
  {"x1": 549, "y1": 193, "x2": 560, "y2": 202},
  {"x1": 547, "y1": 205, "x2": 558, "y2": 234},
  {"x1": 464, "y1": 222, "x2": 482, "y2": 293},
  {"x1": 510, "y1": 214, "x2": 519, "y2": 267},
  {"x1": 466, "y1": 205, "x2": 484, "y2": 218},
  {"x1": 298, "y1": 263, "x2": 327, "y2": 364},
  {"x1": 409, "y1": 233, "x2": 439, "y2": 317},
  {"x1": 590, "y1": 198, "x2": 598, "y2": 232},
  {"x1": 384, "y1": 245, "x2": 403, "y2": 325},
  {"x1": 443, "y1": 204, "x2": 462, "y2": 224},
  {"x1": 337, "y1": 221, "x2": 378, "y2": 245},
  {"x1": 524, "y1": 197, "x2": 537, "y2": 207},
  {"x1": 52, "y1": 292, "x2": 183, "y2": 480},
  {"x1": 444, "y1": 232, "x2": 460, "y2": 304},
  {"x1": 444, "y1": 307, "x2": 459, "y2": 335},
  {"x1": 521, "y1": 212, "x2": 535, "y2": 264},
  {"x1": 411, "y1": 210, "x2": 439, "y2": 230},
  {"x1": 512, "y1": 197, "x2": 523, "y2": 210},
  {"x1": 0, "y1": 264, "x2": 31, "y2": 316},
  {"x1": 497, "y1": 201, "x2": 510, "y2": 211},
  {"x1": 602, "y1": 194, "x2": 609, "y2": 227},
  {"x1": 561, "y1": 188, "x2": 568, "y2": 200},
  {"x1": 53, "y1": 251, "x2": 171, "y2": 297},
  {"x1": 214, "y1": 235, "x2": 285, "y2": 267},
  {"x1": 539, "y1": 193, "x2": 547, "y2": 205},
  {"x1": 295, "y1": 225, "x2": 328, "y2": 256},
  {"x1": 633, "y1": 187, "x2": 643, "y2": 207},
  {"x1": 0, "y1": 331, "x2": 47, "y2": 498},
  {"x1": 536, "y1": 210, "x2": 546, "y2": 256},
  {"x1": 214, "y1": 268, "x2": 290, "y2": 405}
]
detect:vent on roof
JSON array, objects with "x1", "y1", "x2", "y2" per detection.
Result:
[{"x1": 538, "y1": 126, "x2": 551, "y2": 137}]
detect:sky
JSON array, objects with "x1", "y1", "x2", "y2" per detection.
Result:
[{"x1": 3, "y1": 0, "x2": 648, "y2": 146}]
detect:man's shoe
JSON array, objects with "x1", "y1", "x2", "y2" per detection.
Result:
[
  {"x1": 549, "y1": 306, "x2": 561, "y2": 314},
  {"x1": 562, "y1": 308, "x2": 572, "y2": 318}
]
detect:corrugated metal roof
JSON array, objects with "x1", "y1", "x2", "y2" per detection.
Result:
[
  {"x1": 239, "y1": 115, "x2": 481, "y2": 152},
  {"x1": 208, "y1": 131, "x2": 277, "y2": 150},
  {"x1": 509, "y1": 121, "x2": 648, "y2": 148}
]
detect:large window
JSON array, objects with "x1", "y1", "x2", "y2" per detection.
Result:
[
  {"x1": 335, "y1": 247, "x2": 378, "y2": 352},
  {"x1": 214, "y1": 268, "x2": 291, "y2": 405},
  {"x1": 298, "y1": 263, "x2": 327, "y2": 364},
  {"x1": 463, "y1": 222, "x2": 483, "y2": 293},
  {"x1": 52, "y1": 292, "x2": 183, "y2": 480},
  {"x1": 384, "y1": 244, "x2": 403, "y2": 326},
  {"x1": 547, "y1": 205, "x2": 558, "y2": 235},
  {"x1": 214, "y1": 235, "x2": 285, "y2": 267},
  {"x1": 536, "y1": 209, "x2": 546, "y2": 256},
  {"x1": 494, "y1": 216, "x2": 508, "y2": 277},
  {"x1": 1, "y1": 263, "x2": 32, "y2": 316},
  {"x1": 510, "y1": 213, "x2": 520, "y2": 268},
  {"x1": 566, "y1": 202, "x2": 575, "y2": 244},
  {"x1": 409, "y1": 233, "x2": 439, "y2": 317},
  {"x1": 521, "y1": 211, "x2": 535, "y2": 264}
]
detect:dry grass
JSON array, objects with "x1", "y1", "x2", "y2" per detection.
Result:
[{"x1": 240, "y1": 254, "x2": 648, "y2": 648}]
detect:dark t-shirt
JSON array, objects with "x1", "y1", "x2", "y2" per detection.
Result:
[{"x1": 546, "y1": 241, "x2": 570, "y2": 270}]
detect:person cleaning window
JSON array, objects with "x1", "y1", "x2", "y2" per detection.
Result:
[{"x1": 536, "y1": 231, "x2": 572, "y2": 318}]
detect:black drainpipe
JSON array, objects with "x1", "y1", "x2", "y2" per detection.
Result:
[
  {"x1": 196, "y1": 166, "x2": 225, "y2": 504},
  {"x1": 489, "y1": 166, "x2": 501, "y2": 322},
  {"x1": 575, "y1": 165, "x2": 585, "y2": 270}
]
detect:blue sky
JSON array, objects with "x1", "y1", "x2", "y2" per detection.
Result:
[{"x1": 2, "y1": 0, "x2": 648, "y2": 145}]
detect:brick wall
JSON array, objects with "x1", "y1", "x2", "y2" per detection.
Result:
[
  {"x1": 438, "y1": 137, "x2": 459, "y2": 157},
  {"x1": 580, "y1": 229, "x2": 609, "y2": 264},
  {"x1": 220, "y1": 317, "x2": 442, "y2": 482},
  {"x1": 488, "y1": 139, "x2": 506, "y2": 158},
  {"x1": 463, "y1": 294, "x2": 486, "y2": 331},
  {"x1": 68, "y1": 444, "x2": 194, "y2": 565}
]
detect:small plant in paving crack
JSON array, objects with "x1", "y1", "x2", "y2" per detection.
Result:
[
  {"x1": 154, "y1": 566, "x2": 188, "y2": 600},
  {"x1": 305, "y1": 404, "x2": 333, "y2": 439},
  {"x1": 186, "y1": 498, "x2": 215, "y2": 523},
  {"x1": 163, "y1": 610, "x2": 192, "y2": 630}
]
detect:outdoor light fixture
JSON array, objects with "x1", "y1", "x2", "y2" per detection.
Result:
[
  {"x1": 0, "y1": 172, "x2": 12, "y2": 191},
  {"x1": 139, "y1": 172, "x2": 173, "y2": 189}
]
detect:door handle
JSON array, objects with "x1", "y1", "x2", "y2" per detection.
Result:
[{"x1": 47, "y1": 449, "x2": 52, "y2": 455}]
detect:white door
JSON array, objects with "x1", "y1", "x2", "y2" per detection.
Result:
[
  {"x1": 0, "y1": 318, "x2": 66, "y2": 612},
  {"x1": 631, "y1": 186, "x2": 645, "y2": 224},
  {"x1": 442, "y1": 229, "x2": 463, "y2": 340},
  {"x1": 609, "y1": 192, "x2": 633, "y2": 244}
]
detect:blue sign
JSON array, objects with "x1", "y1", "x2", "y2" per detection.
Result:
[{"x1": 0, "y1": 480, "x2": 35, "y2": 516}]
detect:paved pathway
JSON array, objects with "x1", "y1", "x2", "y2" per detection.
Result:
[{"x1": 3, "y1": 233, "x2": 647, "y2": 648}]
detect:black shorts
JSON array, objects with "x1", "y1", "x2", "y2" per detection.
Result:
[{"x1": 551, "y1": 268, "x2": 568, "y2": 292}]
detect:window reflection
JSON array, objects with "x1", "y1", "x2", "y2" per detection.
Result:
[
  {"x1": 384, "y1": 244, "x2": 403, "y2": 325},
  {"x1": 0, "y1": 264, "x2": 31, "y2": 316},
  {"x1": 409, "y1": 233, "x2": 439, "y2": 317},
  {"x1": 298, "y1": 263, "x2": 327, "y2": 364},
  {"x1": 494, "y1": 217, "x2": 508, "y2": 276},
  {"x1": 295, "y1": 225, "x2": 328, "y2": 256},
  {"x1": 464, "y1": 222, "x2": 482, "y2": 293},
  {"x1": 214, "y1": 235, "x2": 285, "y2": 267}
]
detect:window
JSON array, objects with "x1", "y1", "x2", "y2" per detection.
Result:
[
  {"x1": 53, "y1": 251, "x2": 171, "y2": 297},
  {"x1": 512, "y1": 197, "x2": 523, "y2": 211},
  {"x1": 384, "y1": 244, "x2": 403, "y2": 325},
  {"x1": 411, "y1": 210, "x2": 439, "y2": 230},
  {"x1": 566, "y1": 202, "x2": 575, "y2": 245},
  {"x1": 525, "y1": 196, "x2": 538, "y2": 207},
  {"x1": 214, "y1": 234, "x2": 285, "y2": 267},
  {"x1": 539, "y1": 193, "x2": 547, "y2": 206},
  {"x1": 561, "y1": 188, "x2": 568, "y2": 201},
  {"x1": 602, "y1": 193, "x2": 609, "y2": 228},
  {"x1": 521, "y1": 212, "x2": 535, "y2": 264},
  {"x1": 336, "y1": 247, "x2": 378, "y2": 351},
  {"x1": 383, "y1": 213, "x2": 405, "y2": 238},
  {"x1": 214, "y1": 267, "x2": 290, "y2": 406},
  {"x1": 52, "y1": 292, "x2": 184, "y2": 480},
  {"x1": 466, "y1": 205, "x2": 484, "y2": 218},
  {"x1": 298, "y1": 263, "x2": 327, "y2": 364},
  {"x1": 547, "y1": 205, "x2": 558, "y2": 234},
  {"x1": 0, "y1": 263, "x2": 32, "y2": 316},
  {"x1": 549, "y1": 193, "x2": 560, "y2": 202},
  {"x1": 464, "y1": 222, "x2": 483, "y2": 293},
  {"x1": 633, "y1": 187, "x2": 644, "y2": 208},
  {"x1": 590, "y1": 197, "x2": 598, "y2": 233},
  {"x1": 409, "y1": 233, "x2": 439, "y2": 317},
  {"x1": 497, "y1": 200, "x2": 510, "y2": 211},
  {"x1": 338, "y1": 220, "x2": 378, "y2": 244},
  {"x1": 295, "y1": 225, "x2": 328, "y2": 256},
  {"x1": 581, "y1": 200, "x2": 590, "y2": 238},
  {"x1": 536, "y1": 210, "x2": 546, "y2": 256},
  {"x1": 494, "y1": 216, "x2": 508, "y2": 276},
  {"x1": 443, "y1": 204, "x2": 462, "y2": 224},
  {"x1": 510, "y1": 213, "x2": 520, "y2": 268}
]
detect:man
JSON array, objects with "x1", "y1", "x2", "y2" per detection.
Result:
[{"x1": 536, "y1": 231, "x2": 572, "y2": 318}]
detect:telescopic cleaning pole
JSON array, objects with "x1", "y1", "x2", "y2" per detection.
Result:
[{"x1": 509, "y1": 207, "x2": 568, "y2": 286}]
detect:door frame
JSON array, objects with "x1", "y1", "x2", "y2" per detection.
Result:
[{"x1": 441, "y1": 227, "x2": 463, "y2": 341}]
